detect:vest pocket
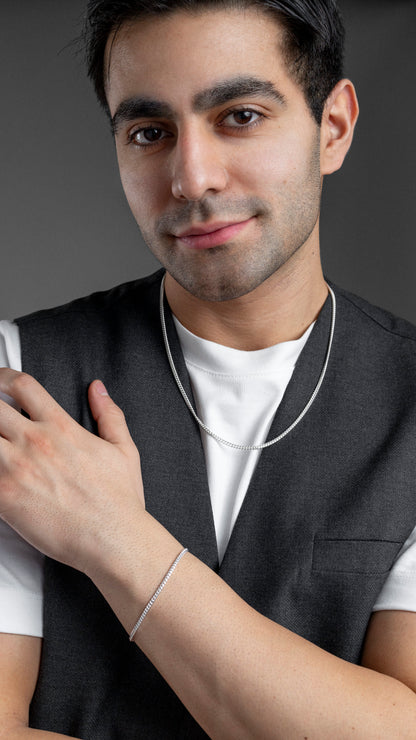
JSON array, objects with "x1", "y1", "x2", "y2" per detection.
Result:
[{"x1": 312, "y1": 537, "x2": 402, "y2": 575}]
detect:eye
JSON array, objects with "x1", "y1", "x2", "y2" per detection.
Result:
[
  {"x1": 128, "y1": 126, "x2": 171, "y2": 147},
  {"x1": 219, "y1": 108, "x2": 263, "y2": 128}
]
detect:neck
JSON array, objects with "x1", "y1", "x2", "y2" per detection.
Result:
[{"x1": 164, "y1": 241, "x2": 328, "y2": 351}]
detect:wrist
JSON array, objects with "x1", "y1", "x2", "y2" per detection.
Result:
[
  {"x1": 85, "y1": 509, "x2": 184, "y2": 636},
  {"x1": 129, "y1": 546, "x2": 188, "y2": 641}
]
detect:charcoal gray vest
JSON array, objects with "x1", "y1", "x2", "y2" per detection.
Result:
[{"x1": 16, "y1": 270, "x2": 416, "y2": 739}]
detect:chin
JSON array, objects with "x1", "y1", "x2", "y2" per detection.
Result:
[{"x1": 172, "y1": 270, "x2": 273, "y2": 303}]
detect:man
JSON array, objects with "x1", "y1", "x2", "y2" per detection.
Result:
[{"x1": 1, "y1": 0, "x2": 416, "y2": 737}]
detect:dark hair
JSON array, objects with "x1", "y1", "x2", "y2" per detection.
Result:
[{"x1": 85, "y1": 0, "x2": 345, "y2": 124}]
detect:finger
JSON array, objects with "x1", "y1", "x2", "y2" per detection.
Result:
[
  {"x1": 0, "y1": 397, "x2": 30, "y2": 442},
  {"x1": 0, "y1": 368, "x2": 63, "y2": 422},
  {"x1": 88, "y1": 380, "x2": 132, "y2": 447}
]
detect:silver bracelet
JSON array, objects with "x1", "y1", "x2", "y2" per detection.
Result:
[{"x1": 129, "y1": 548, "x2": 189, "y2": 642}]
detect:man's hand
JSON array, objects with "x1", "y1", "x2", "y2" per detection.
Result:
[
  {"x1": 0, "y1": 369, "x2": 144, "y2": 575},
  {"x1": 1, "y1": 372, "x2": 416, "y2": 738}
]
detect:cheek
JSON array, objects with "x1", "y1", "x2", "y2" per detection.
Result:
[
  {"x1": 263, "y1": 139, "x2": 320, "y2": 197},
  {"x1": 118, "y1": 160, "x2": 167, "y2": 219},
  {"x1": 116, "y1": 138, "x2": 173, "y2": 211},
  {"x1": 238, "y1": 153, "x2": 298, "y2": 200},
  {"x1": 231, "y1": 134, "x2": 305, "y2": 194}
]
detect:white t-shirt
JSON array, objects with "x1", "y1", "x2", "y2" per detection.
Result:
[
  {"x1": 0, "y1": 316, "x2": 415, "y2": 638},
  {"x1": 0, "y1": 321, "x2": 44, "y2": 636}
]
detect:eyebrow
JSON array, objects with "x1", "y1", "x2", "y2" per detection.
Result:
[
  {"x1": 111, "y1": 99, "x2": 175, "y2": 134},
  {"x1": 193, "y1": 76, "x2": 286, "y2": 112},
  {"x1": 111, "y1": 75, "x2": 286, "y2": 134}
]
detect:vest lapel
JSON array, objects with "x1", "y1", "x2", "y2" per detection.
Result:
[
  {"x1": 219, "y1": 292, "x2": 333, "y2": 573},
  {"x1": 118, "y1": 282, "x2": 219, "y2": 570}
]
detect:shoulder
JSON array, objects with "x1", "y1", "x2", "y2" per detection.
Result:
[
  {"x1": 15, "y1": 269, "x2": 165, "y2": 379},
  {"x1": 331, "y1": 283, "x2": 416, "y2": 396},
  {"x1": 334, "y1": 283, "x2": 416, "y2": 345},
  {"x1": 15, "y1": 269, "x2": 164, "y2": 333},
  {"x1": 14, "y1": 270, "x2": 166, "y2": 415}
]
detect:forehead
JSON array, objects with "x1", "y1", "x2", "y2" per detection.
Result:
[{"x1": 105, "y1": 8, "x2": 303, "y2": 115}]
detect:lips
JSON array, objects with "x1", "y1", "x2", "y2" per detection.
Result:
[{"x1": 174, "y1": 217, "x2": 255, "y2": 250}]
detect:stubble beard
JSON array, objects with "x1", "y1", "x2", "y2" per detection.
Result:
[{"x1": 138, "y1": 143, "x2": 322, "y2": 303}]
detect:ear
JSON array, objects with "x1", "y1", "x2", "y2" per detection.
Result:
[{"x1": 320, "y1": 79, "x2": 359, "y2": 175}]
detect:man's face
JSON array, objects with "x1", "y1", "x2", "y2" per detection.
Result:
[{"x1": 106, "y1": 8, "x2": 323, "y2": 302}]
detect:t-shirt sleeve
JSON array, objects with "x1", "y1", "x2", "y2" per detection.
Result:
[
  {"x1": 0, "y1": 320, "x2": 44, "y2": 637},
  {"x1": 372, "y1": 526, "x2": 416, "y2": 612}
]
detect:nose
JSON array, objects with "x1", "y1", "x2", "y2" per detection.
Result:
[{"x1": 171, "y1": 125, "x2": 228, "y2": 201}]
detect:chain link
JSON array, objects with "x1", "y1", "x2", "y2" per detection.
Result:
[{"x1": 160, "y1": 274, "x2": 336, "y2": 451}]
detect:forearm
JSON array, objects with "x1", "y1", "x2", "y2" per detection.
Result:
[
  {"x1": 0, "y1": 633, "x2": 80, "y2": 740},
  {"x1": 1, "y1": 372, "x2": 414, "y2": 737},
  {"x1": 91, "y1": 513, "x2": 416, "y2": 740}
]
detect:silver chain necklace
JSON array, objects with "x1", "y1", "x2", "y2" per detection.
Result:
[{"x1": 159, "y1": 274, "x2": 336, "y2": 451}]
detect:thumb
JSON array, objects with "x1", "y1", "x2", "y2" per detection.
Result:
[{"x1": 88, "y1": 380, "x2": 131, "y2": 446}]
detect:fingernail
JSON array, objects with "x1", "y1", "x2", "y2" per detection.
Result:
[{"x1": 95, "y1": 380, "x2": 109, "y2": 396}]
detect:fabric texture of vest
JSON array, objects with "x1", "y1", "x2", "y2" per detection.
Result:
[{"x1": 16, "y1": 269, "x2": 416, "y2": 739}]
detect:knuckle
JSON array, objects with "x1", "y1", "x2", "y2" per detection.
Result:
[
  {"x1": 9, "y1": 371, "x2": 34, "y2": 393},
  {"x1": 25, "y1": 426, "x2": 55, "y2": 457},
  {"x1": 49, "y1": 406, "x2": 70, "y2": 433},
  {"x1": 111, "y1": 404, "x2": 126, "y2": 421}
]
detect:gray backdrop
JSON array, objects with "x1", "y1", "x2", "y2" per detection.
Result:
[{"x1": 1, "y1": 1, "x2": 415, "y2": 321}]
